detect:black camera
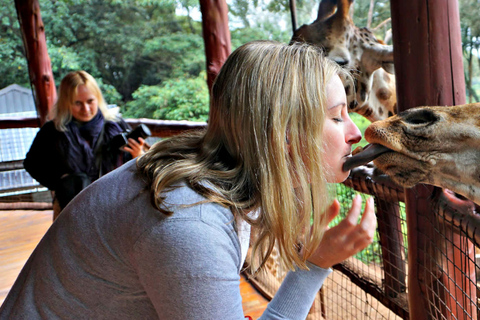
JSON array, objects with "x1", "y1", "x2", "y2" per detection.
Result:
[{"x1": 108, "y1": 124, "x2": 151, "y2": 151}]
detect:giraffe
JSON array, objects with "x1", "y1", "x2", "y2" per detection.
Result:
[
  {"x1": 345, "y1": 104, "x2": 480, "y2": 320},
  {"x1": 249, "y1": 103, "x2": 480, "y2": 315},
  {"x1": 346, "y1": 103, "x2": 480, "y2": 206},
  {"x1": 291, "y1": 0, "x2": 397, "y2": 122}
]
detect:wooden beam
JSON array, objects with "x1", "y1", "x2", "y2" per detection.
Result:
[
  {"x1": 125, "y1": 118, "x2": 206, "y2": 138},
  {"x1": 0, "y1": 116, "x2": 41, "y2": 129},
  {"x1": 199, "y1": 0, "x2": 232, "y2": 92},
  {"x1": 15, "y1": 0, "x2": 56, "y2": 126}
]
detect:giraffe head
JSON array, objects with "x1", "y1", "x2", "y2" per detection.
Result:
[
  {"x1": 291, "y1": 0, "x2": 396, "y2": 122},
  {"x1": 351, "y1": 103, "x2": 480, "y2": 205}
]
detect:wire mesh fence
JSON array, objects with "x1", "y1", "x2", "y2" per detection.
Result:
[
  {"x1": 244, "y1": 176, "x2": 409, "y2": 319},
  {"x1": 416, "y1": 186, "x2": 479, "y2": 320},
  {"x1": 244, "y1": 166, "x2": 480, "y2": 319},
  {"x1": 321, "y1": 182, "x2": 407, "y2": 319},
  {"x1": 318, "y1": 184, "x2": 408, "y2": 319}
]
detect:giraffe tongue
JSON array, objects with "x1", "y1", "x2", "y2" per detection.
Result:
[{"x1": 342, "y1": 144, "x2": 392, "y2": 172}]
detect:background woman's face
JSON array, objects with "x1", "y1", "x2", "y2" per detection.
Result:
[
  {"x1": 71, "y1": 84, "x2": 99, "y2": 122},
  {"x1": 322, "y1": 75, "x2": 362, "y2": 183}
]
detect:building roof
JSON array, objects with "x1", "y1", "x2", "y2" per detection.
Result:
[
  {"x1": 0, "y1": 84, "x2": 37, "y2": 118},
  {"x1": 0, "y1": 84, "x2": 41, "y2": 194}
]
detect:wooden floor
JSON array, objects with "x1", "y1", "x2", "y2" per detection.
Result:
[{"x1": 0, "y1": 209, "x2": 269, "y2": 317}]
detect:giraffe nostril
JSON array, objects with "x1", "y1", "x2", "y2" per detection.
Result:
[{"x1": 403, "y1": 109, "x2": 439, "y2": 125}]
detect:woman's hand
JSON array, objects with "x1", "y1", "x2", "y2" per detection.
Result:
[
  {"x1": 123, "y1": 137, "x2": 146, "y2": 158},
  {"x1": 307, "y1": 195, "x2": 376, "y2": 269}
]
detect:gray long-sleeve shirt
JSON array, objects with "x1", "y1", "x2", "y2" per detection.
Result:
[{"x1": 0, "y1": 160, "x2": 331, "y2": 319}]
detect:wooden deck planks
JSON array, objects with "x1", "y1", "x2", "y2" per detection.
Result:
[
  {"x1": 240, "y1": 273, "x2": 270, "y2": 318},
  {"x1": 0, "y1": 209, "x2": 268, "y2": 317},
  {"x1": 0, "y1": 209, "x2": 52, "y2": 303}
]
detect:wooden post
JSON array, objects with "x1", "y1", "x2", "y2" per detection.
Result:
[
  {"x1": 199, "y1": 0, "x2": 232, "y2": 92},
  {"x1": 390, "y1": 1, "x2": 476, "y2": 319},
  {"x1": 15, "y1": 0, "x2": 56, "y2": 126}
]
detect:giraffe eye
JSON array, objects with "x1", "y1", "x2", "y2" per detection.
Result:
[
  {"x1": 334, "y1": 59, "x2": 349, "y2": 67},
  {"x1": 403, "y1": 109, "x2": 439, "y2": 125}
]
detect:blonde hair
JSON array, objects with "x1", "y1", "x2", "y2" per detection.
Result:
[
  {"x1": 137, "y1": 40, "x2": 347, "y2": 272},
  {"x1": 50, "y1": 70, "x2": 114, "y2": 131}
]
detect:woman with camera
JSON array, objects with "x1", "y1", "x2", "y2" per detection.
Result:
[{"x1": 24, "y1": 70, "x2": 147, "y2": 220}]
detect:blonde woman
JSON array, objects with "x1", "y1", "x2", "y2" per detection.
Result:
[
  {"x1": 2, "y1": 41, "x2": 376, "y2": 319},
  {"x1": 24, "y1": 71, "x2": 145, "y2": 219}
]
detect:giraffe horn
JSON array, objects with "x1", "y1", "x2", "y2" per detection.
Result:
[{"x1": 362, "y1": 45, "x2": 394, "y2": 63}]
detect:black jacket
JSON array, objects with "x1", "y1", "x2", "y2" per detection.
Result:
[{"x1": 24, "y1": 119, "x2": 132, "y2": 191}]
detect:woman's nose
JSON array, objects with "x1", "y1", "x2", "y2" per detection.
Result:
[
  {"x1": 346, "y1": 118, "x2": 362, "y2": 145},
  {"x1": 81, "y1": 103, "x2": 90, "y2": 112}
]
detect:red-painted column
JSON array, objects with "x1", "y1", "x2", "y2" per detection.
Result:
[
  {"x1": 199, "y1": 0, "x2": 232, "y2": 92},
  {"x1": 15, "y1": 0, "x2": 56, "y2": 126}
]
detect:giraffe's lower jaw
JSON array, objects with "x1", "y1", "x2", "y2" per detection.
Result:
[
  {"x1": 372, "y1": 152, "x2": 433, "y2": 188},
  {"x1": 343, "y1": 144, "x2": 392, "y2": 172}
]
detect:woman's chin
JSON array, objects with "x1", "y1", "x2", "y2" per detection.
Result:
[{"x1": 326, "y1": 171, "x2": 349, "y2": 184}]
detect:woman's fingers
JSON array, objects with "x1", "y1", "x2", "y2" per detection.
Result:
[
  {"x1": 345, "y1": 194, "x2": 362, "y2": 225},
  {"x1": 359, "y1": 197, "x2": 376, "y2": 236},
  {"x1": 124, "y1": 138, "x2": 146, "y2": 157},
  {"x1": 308, "y1": 195, "x2": 377, "y2": 269},
  {"x1": 346, "y1": 197, "x2": 376, "y2": 252},
  {"x1": 326, "y1": 199, "x2": 341, "y2": 225},
  {"x1": 334, "y1": 194, "x2": 362, "y2": 234}
]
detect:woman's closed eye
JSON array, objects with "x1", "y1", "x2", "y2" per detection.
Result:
[
  {"x1": 332, "y1": 116, "x2": 344, "y2": 123},
  {"x1": 328, "y1": 102, "x2": 347, "y2": 123}
]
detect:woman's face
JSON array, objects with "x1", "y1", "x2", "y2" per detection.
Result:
[
  {"x1": 322, "y1": 75, "x2": 362, "y2": 183},
  {"x1": 71, "y1": 84, "x2": 99, "y2": 122}
]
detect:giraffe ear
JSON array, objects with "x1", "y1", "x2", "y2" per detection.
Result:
[
  {"x1": 316, "y1": 0, "x2": 337, "y2": 22},
  {"x1": 382, "y1": 62, "x2": 395, "y2": 75}
]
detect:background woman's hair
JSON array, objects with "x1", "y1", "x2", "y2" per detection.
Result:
[
  {"x1": 137, "y1": 40, "x2": 349, "y2": 272},
  {"x1": 51, "y1": 70, "x2": 114, "y2": 131}
]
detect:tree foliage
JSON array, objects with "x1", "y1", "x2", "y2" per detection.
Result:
[
  {"x1": 123, "y1": 71, "x2": 209, "y2": 121},
  {"x1": 1, "y1": 0, "x2": 206, "y2": 106},
  {"x1": 459, "y1": 0, "x2": 480, "y2": 102},
  {"x1": 0, "y1": 1, "x2": 29, "y2": 88}
]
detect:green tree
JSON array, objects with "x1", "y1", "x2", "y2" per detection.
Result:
[
  {"x1": 122, "y1": 71, "x2": 209, "y2": 121},
  {"x1": 39, "y1": 0, "x2": 205, "y2": 103},
  {"x1": 0, "y1": 0, "x2": 29, "y2": 89},
  {"x1": 460, "y1": 0, "x2": 480, "y2": 102}
]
